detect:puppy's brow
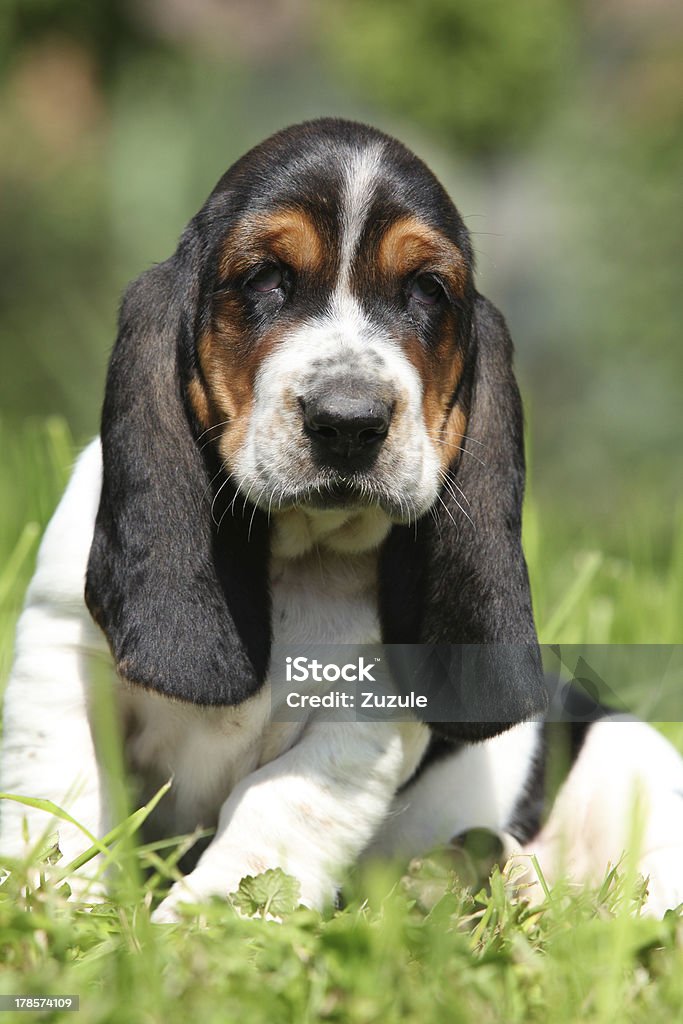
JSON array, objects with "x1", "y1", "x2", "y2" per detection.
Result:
[
  {"x1": 378, "y1": 215, "x2": 467, "y2": 294},
  {"x1": 220, "y1": 208, "x2": 324, "y2": 277}
]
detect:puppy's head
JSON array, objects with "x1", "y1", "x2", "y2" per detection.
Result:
[
  {"x1": 190, "y1": 122, "x2": 473, "y2": 534},
  {"x1": 86, "y1": 119, "x2": 546, "y2": 737}
]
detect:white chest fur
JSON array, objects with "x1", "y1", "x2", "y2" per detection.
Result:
[{"x1": 120, "y1": 505, "x2": 428, "y2": 836}]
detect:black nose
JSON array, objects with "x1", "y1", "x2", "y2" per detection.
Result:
[{"x1": 302, "y1": 394, "x2": 393, "y2": 458}]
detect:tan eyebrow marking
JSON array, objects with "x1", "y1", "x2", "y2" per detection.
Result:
[
  {"x1": 219, "y1": 208, "x2": 324, "y2": 278},
  {"x1": 377, "y1": 215, "x2": 467, "y2": 294}
]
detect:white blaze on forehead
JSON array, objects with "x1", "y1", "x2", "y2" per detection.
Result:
[{"x1": 338, "y1": 143, "x2": 385, "y2": 288}]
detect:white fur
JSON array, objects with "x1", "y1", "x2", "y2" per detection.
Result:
[
  {"x1": 517, "y1": 719, "x2": 683, "y2": 915},
  {"x1": 338, "y1": 142, "x2": 386, "y2": 288},
  {"x1": 366, "y1": 721, "x2": 542, "y2": 861},
  {"x1": 0, "y1": 440, "x2": 109, "y2": 886}
]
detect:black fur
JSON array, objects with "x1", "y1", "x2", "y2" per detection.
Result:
[
  {"x1": 86, "y1": 117, "x2": 546, "y2": 726},
  {"x1": 85, "y1": 234, "x2": 271, "y2": 704}
]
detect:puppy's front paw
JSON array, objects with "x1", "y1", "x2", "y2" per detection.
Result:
[
  {"x1": 151, "y1": 867, "x2": 233, "y2": 924},
  {"x1": 151, "y1": 853, "x2": 329, "y2": 924},
  {"x1": 638, "y1": 848, "x2": 683, "y2": 918},
  {"x1": 151, "y1": 883, "x2": 193, "y2": 924}
]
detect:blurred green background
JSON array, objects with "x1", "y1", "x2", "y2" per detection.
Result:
[
  {"x1": 1, "y1": 8, "x2": 683, "y2": 1009},
  {"x1": 0, "y1": 0, "x2": 682, "y2": 663}
]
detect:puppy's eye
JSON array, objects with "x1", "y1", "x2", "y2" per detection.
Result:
[
  {"x1": 247, "y1": 263, "x2": 283, "y2": 294},
  {"x1": 408, "y1": 273, "x2": 443, "y2": 306}
]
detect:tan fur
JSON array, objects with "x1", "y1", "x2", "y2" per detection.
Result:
[
  {"x1": 186, "y1": 375, "x2": 212, "y2": 429},
  {"x1": 441, "y1": 404, "x2": 470, "y2": 471},
  {"x1": 374, "y1": 215, "x2": 469, "y2": 462},
  {"x1": 196, "y1": 325, "x2": 254, "y2": 465},
  {"x1": 219, "y1": 208, "x2": 325, "y2": 279},
  {"x1": 420, "y1": 347, "x2": 467, "y2": 457},
  {"x1": 377, "y1": 215, "x2": 467, "y2": 295}
]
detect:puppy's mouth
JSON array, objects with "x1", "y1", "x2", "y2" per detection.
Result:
[
  {"x1": 269, "y1": 471, "x2": 417, "y2": 521},
  {"x1": 304, "y1": 477, "x2": 370, "y2": 508},
  {"x1": 279, "y1": 475, "x2": 375, "y2": 511}
]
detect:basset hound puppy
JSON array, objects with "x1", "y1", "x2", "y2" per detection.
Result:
[{"x1": 2, "y1": 119, "x2": 683, "y2": 921}]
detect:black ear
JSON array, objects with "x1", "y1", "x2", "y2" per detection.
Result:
[
  {"x1": 85, "y1": 226, "x2": 271, "y2": 705},
  {"x1": 379, "y1": 293, "x2": 547, "y2": 740}
]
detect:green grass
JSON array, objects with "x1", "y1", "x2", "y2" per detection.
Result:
[{"x1": 1, "y1": 419, "x2": 682, "y2": 1024}]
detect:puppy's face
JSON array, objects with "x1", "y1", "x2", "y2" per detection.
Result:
[{"x1": 190, "y1": 123, "x2": 474, "y2": 526}]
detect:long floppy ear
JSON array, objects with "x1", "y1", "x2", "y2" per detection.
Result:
[
  {"x1": 85, "y1": 226, "x2": 271, "y2": 705},
  {"x1": 379, "y1": 293, "x2": 547, "y2": 740}
]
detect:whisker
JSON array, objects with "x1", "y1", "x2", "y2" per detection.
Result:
[
  {"x1": 267, "y1": 486, "x2": 276, "y2": 524},
  {"x1": 395, "y1": 489, "x2": 406, "y2": 524},
  {"x1": 425, "y1": 434, "x2": 487, "y2": 468},
  {"x1": 210, "y1": 470, "x2": 236, "y2": 527},
  {"x1": 439, "y1": 474, "x2": 475, "y2": 531},
  {"x1": 437, "y1": 467, "x2": 471, "y2": 508},
  {"x1": 248, "y1": 487, "x2": 267, "y2": 541},
  {"x1": 434, "y1": 491, "x2": 460, "y2": 535},
  {"x1": 447, "y1": 432, "x2": 486, "y2": 448},
  {"x1": 202, "y1": 462, "x2": 231, "y2": 506},
  {"x1": 428, "y1": 503, "x2": 442, "y2": 541},
  {"x1": 217, "y1": 477, "x2": 245, "y2": 532},
  {"x1": 196, "y1": 419, "x2": 231, "y2": 443},
  {"x1": 425, "y1": 430, "x2": 487, "y2": 451},
  {"x1": 197, "y1": 421, "x2": 234, "y2": 454},
  {"x1": 241, "y1": 479, "x2": 258, "y2": 520}
]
